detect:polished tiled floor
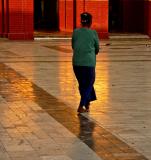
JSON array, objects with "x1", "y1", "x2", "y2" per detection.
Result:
[{"x1": 0, "y1": 36, "x2": 151, "y2": 160}]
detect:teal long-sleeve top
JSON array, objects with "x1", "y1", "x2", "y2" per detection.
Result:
[{"x1": 72, "y1": 27, "x2": 100, "y2": 67}]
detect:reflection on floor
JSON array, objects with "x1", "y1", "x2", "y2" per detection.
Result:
[
  {"x1": 34, "y1": 31, "x2": 72, "y2": 38},
  {"x1": 0, "y1": 37, "x2": 151, "y2": 160}
]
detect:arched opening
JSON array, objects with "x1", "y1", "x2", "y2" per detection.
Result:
[
  {"x1": 109, "y1": 0, "x2": 145, "y2": 33},
  {"x1": 34, "y1": 0, "x2": 59, "y2": 31}
]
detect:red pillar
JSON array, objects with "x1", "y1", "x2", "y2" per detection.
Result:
[
  {"x1": 148, "y1": 0, "x2": 151, "y2": 37},
  {"x1": 76, "y1": 0, "x2": 85, "y2": 28},
  {"x1": 84, "y1": 0, "x2": 109, "y2": 39},
  {"x1": 0, "y1": 0, "x2": 8, "y2": 38},
  {"x1": 144, "y1": 0, "x2": 148, "y2": 35},
  {"x1": 59, "y1": 0, "x2": 74, "y2": 32},
  {"x1": 3, "y1": 0, "x2": 9, "y2": 37},
  {"x1": 24, "y1": 0, "x2": 34, "y2": 39},
  {"x1": 144, "y1": 0, "x2": 151, "y2": 38},
  {"x1": 0, "y1": 0, "x2": 3, "y2": 36},
  {"x1": 58, "y1": 0, "x2": 109, "y2": 38},
  {"x1": 8, "y1": 0, "x2": 33, "y2": 40},
  {"x1": 66, "y1": 0, "x2": 74, "y2": 32},
  {"x1": 59, "y1": 0, "x2": 66, "y2": 31},
  {"x1": 123, "y1": 0, "x2": 145, "y2": 33}
]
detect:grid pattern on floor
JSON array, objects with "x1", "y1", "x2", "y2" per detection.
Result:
[{"x1": 0, "y1": 62, "x2": 148, "y2": 160}]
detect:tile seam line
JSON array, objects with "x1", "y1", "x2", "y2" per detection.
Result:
[
  {"x1": 0, "y1": 62, "x2": 149, "y2": 160},
  {"x1": 3, "y1": 60, "x2": 151, "y2": 63}
]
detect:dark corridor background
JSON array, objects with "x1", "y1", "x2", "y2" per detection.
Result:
[
  {"x1": 34, "y1": 0, "x2": 58, "y2": 30},
  {"x1": 109, "y1": 0, "x2": 145, "y2": 33}
]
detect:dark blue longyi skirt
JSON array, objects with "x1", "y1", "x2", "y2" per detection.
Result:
[{"x1": 73, "y1": 65, "x2": 97, "y2": 106}]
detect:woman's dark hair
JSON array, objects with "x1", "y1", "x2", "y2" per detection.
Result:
[{"x1": 80, "y1": 12, "x2": 92, "y2": 27}]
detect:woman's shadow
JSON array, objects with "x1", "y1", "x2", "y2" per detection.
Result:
[{"x1": 77, "y1": 114, "x2": 96, "y2": 150}]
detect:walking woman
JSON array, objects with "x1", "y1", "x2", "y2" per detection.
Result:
[{"x1": 72, "y1": 12, "x2": 100, "y2": 113}]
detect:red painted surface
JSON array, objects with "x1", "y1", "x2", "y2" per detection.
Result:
[
  {"x1": 65, "y1": 0, "x2": 74, "y2": 32},
  {"x1": 144, "y1": 0, "x2": 148, "y2": 34},
  {"x1": 0, "y1": 0, "x2": 9, "y2": 38},
  {"x1": 8, "y1": 0, "x2": 33, "y2": 40},
  {"x1": 0, "y1": 0, "x2": 3, "y2": 36},
  {"x1": 58, "y1": 0, "x2": 108, "y2": 38},
  {"x1": 123, "y1": 0, "x2": 144, "y2": 33},
  {"x1": 0, "y1": 0, "x2": 150, "y2": 40},
  {"x1": 148, "y1": 1, "x2": 151, "y2": 37},
  {"x1": 144, "y1": 0, "x2": 151, "y2": 37},
  {"x1": 24, "y1": 0, "x2": 34, "y2": 39},
  {"x1": 75, "y1": 0, "x2": 109, "y2": 39},
  {"x1": 76, "y1": 0, "x2": 85, "y2": 28},
  {"x1": 59, "y1": 0, "x2": 66, "y2": 31},
  {"x1": 85, "y1": 0, "x2": 109, "y2": 38},
  {"x1": 3, "y1": 0, "x2": 9, "y2": 37},
  {"x1": 59, "y1": 0, "x2": 74, "y2": 32}
]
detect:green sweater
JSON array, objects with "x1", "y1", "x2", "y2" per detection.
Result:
[{"x1": 72, "y1": 28, "x2": 100, "y2": 67}]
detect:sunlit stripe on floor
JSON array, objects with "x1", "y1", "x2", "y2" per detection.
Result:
[
  {"x1": 34, "y1": 37, "x2": 72, "y2": 40},
  {"x1": 44, "y1": 45, "x2": 72, "y2": 53},
  {"x1": 0, "y1": 62, "x2": 148, "y2": 160}
]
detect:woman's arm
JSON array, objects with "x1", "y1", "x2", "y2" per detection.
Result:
[{"x1": 94, "y1": 30, "x2": 100, "y2": 55}]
